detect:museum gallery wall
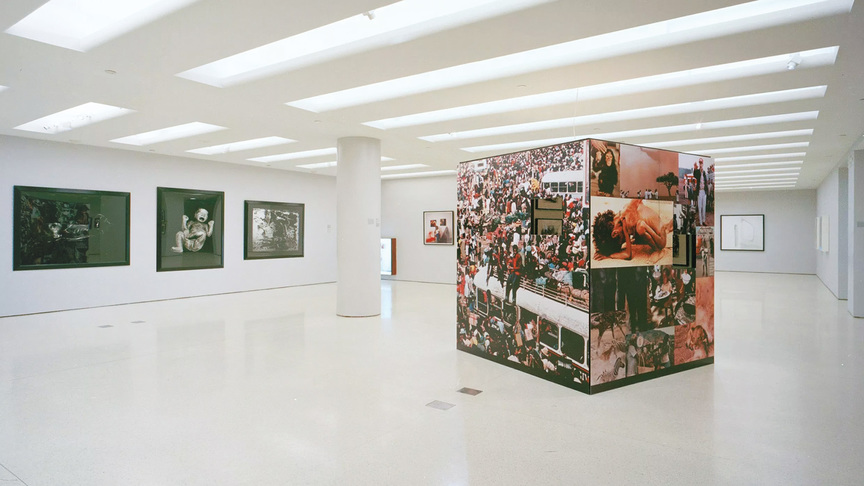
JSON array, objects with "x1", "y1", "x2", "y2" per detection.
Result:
[
  {"x1": 1, "y1": 136, "x2": 336, "y2": 317},
  {"x1": 456, "y1": 139, "x2": 714, "y2": 394}
]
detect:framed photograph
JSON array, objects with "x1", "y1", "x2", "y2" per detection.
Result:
[
  {"x1": 535, "y1": 218, "x2": 563, "y2": 236},
  {"x1": 423, "y1": 210, "x2": 454, "y2": 245},
  {"x1": 13, "y1": 186, "x2": 130, "y2": 271},
  {"x1": 244, "y1": 200, "x2": 304, "y2": 260},
  {"x1": 720, "y1": 214, "x2": 764, "y2": 251},
  {"x1": 157, "y1": 187, "x2": 224, "y2": 271},
  {"x1": 380, "y1": 238, "x2": 396, "y2": 275}
]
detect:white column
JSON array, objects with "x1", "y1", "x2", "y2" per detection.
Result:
[
  {"x1": 336, "y1": 137, "x2": 381, "y2": 317},
  {"x1": 848, "y1": 150, "x2": 864, "y2": 318}
]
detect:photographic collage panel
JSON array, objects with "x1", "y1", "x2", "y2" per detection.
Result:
[
  {"x1": 696, "y1": 227, "x2": 715, "y2": 277},
  {"x1": 678, "y1": 153, "x2": 715, "y2": 227},
  {"x1": 457, "y1": 140, "x2": 592, "y2": 390},
  {"x1": 589, "y1": 140, "x2": 620, "y2": 197},
  {"x1": 590, "y1": 196, "x2": 674, "y2": 268},
  {"x1": 618, "y1": 144, "x2": 679, "y2": 201}
]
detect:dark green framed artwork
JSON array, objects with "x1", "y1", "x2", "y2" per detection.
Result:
[
  {"x1": 157, "y1": 187, "x2": 224, "y2": 272},
  {"x1": 13, "y1": 185, "x2": 130, "y2": 271}
]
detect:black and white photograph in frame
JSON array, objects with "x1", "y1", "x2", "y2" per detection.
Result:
[
  {"x1": 157, "y1": 187, "x2": 224, "y2": 271},
  {"x1": 244, "y1": 200, "x2": 304, "y2": 259},
  {"x1": 424, "y1": 210, "x2": 454, "y2": 245},
  {"x1": 13, "y1": 186, "x2": 130, "y2": 271},
  {"x1": 720, "y1": 214, "x2": 764, "y2": 251}
]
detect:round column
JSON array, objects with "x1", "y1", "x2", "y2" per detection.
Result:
[{"x1": 336, "y1": 137, "x2": 381, "y2": 317}]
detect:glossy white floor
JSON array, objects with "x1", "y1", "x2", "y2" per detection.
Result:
[{"x1": 0, "y1": 272, "x2": 861, "y2": 485}]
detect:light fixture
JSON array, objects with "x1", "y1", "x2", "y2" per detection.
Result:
[
  {"x1": 787, "y1": 53, "x2": 803, "y2": 70},
  {"x1": 643, "y1": 129, "x2": 814, "y2": 149},
  {"x1": 715, "y1": 161, "x2": 804, "y2": 169},
  {"x1": 715, "y1": 152, "x2": 807, "y2": 162},
  {"x1": 0, "y1": 85, "x2": 8, "y2": 93},
  {"x1": 178, "y1": 0, "x2": 552, "y2": 87},
  {"x1": 361, "y1": 46, "x2": 835, "y2": 128},
  {"x1": 287, "y1": 0, "x2": 848, "y2": 113},
  {"x1": 715, "y1": 184, "x2": 796, "y2": 191},
  {"x1": 111, "y1": 122, "x2": 226, "y2": 146},
  {"x1": 714, "y1": 167, "x2": 802, "y2": 175},
  {"x1": 715, "y1": 172, "x2": 800, "y2": 180},
  {"x1": 381, "y1": 164, "x2": 428, "y2": 171},
  {"x1": 187, "y1": 136, "x2": 296, "y2": 155},
  {"x1": 15, "y1": 102, "x2": 135, "y2": 134},
  {"x1": 5, "y1": 0, "x2": 200, "y2": 52},
  {"x1": 248, "y1": 147, "x2": 338, "y2": 163},
  {"x1": 460, "y1": 112, "x2": 818, "y2": 153},
  {"x1": 695, "y1": 142, "x2": 810, "y2": 155},
  {"x1": 296, "y1": 161, "x2": 338, "y2": 169},
  {"x1": 417, "y1": 86, "x2": 826, "y2": 141},
  {"x1": 381, "y1": 170, "x2": 457, "y2": 179}
]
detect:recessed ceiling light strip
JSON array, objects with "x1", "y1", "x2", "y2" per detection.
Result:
[
  {"x1": 381, "y1": 170, "x2": 457, "y2": 179},
  {"x1": 248, "y1": 147, "x2": 338, "y2": 163},
  {"x1": 288, "y1": 0, "x2": 848, "y2": 113},
  {"x1": 643, "y1": 129, "x2": 814, "y2": 149},
  {"x1": 715, "y1": 167, "x2": 803, "y2": 175},
  {"x1": 362, "y1": 47, "x2": 835, "y2": 129},
  {"x1": 187, "y1": 136, "x2": 296, "y2": 155},
  {"x1": 715, "y1": 184, "x2": 797, "y2": 191},
  {"x1": 5, "y1": 0, "x2": 201, "y2": 52},
  {"x1": 715, "y1": 152, "x2": 807, "y2": 162},
  {"x1": 178, "y1": 0, "x2": 554, "y2": 87},
  {"x1": 111, "y1": 122, "x2": 226, "y2": 146},
  {"x1": 715, "y1": 161, "x2": 804, "y2": 168},
  {"x1": 695, "y1": 142, "x2": 810, "y2": 154},
  {"x1": 715, "y1": 172, "x2": 800, "y2": 180},
  {"x1": 461, "y1": 111, "x2": 818, "y2": 153},
  {"x1": 15, "y1": 102, "x2": 135, "y2": 134},
  {"x1": 418, "y1": 86, "x2": 826, "y2": 141}
]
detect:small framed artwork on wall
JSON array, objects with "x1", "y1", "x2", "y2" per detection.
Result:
[
  {"x1": 157, "y1": 187, "x2": 224, "y2": 271},
  {"x1": 13, "y1": 186, "x2": 130, "y2": 270},
  {"x1": 244, "y1": 200, "x2": 304, "y2": 259},
  {"x1": 423, "y1": 210, "x2": 454, "y2": 245},
  {"x1": 719, "y1": 214, "x2": 764, "y2": 251}
]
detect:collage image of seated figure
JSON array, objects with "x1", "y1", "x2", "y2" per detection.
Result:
[{"x1": 590, "y1": 144, "x2": 714, "y2": 386}]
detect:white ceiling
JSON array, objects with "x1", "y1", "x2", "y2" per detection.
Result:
[{"x1": 1, "y1": 0, "x2": 862, "y2": 191}]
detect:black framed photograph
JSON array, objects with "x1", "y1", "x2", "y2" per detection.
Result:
[
  {"x1": 13, "y1": 186, "x2": 130, "y2": 271},
  {"x1": 423, "y1": 210, "x2": 454, "y2": 245},
  {"x1": 157, "y1": 187, "x2": 224, "y2": 271},
  {"x1": 720, "y1": 214, "x2": 764, "y2": 251},
  {"x1": 244, "y1": 200, "x2": 304, "y2": 259}
]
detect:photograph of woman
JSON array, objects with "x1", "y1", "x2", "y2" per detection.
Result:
[{"x1": 590, "y1": 140, "x2": 619, "y2": 197}]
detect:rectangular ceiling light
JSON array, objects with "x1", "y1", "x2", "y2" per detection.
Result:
[
  {"x1": 716, "y1": 161, "x2": 804, "y2": 168},
  {"x1": 643, "y1": 129, "x2": 814, "y2": 149},
  {"x1": 187, "y1": 136, "x2": 296, "y2": 155},
  {"x1": 696, "y1": 142, "x2": 810, "y2": 154},
  {"x1": 111, "y1": 122, "x2": 226, "y2": 146},
  {"x1": 364, "y1": 46, "x2": 835, "y2": 129},
  {"x1": 716, "y1": 152, "x2": 807, "y2": 162},
  {"x1": 178, "y1": 0, "x2": 553, "y2": 87},
  {"x1": 461, "y1": 111, "x2": 818, "y2": 153},
  {"x1": 5, "y1": 0, "x2": 199, "y2": 52},
  {"x1": 14, "y1": 102, "x2": 134, "y2": 134},
  {"x1": 248, "y1": 147, "x2": 337, "y2": 163},
  {"x1": 715, "y1": 184, "x2": 797, "y2": 191},
  {"x1": 715, "y1": 167, "x2": 803, "y2": 175},
  {"x1": 715, "y1": 173, "x2": 800, "y2": 180},
  {"x1": 0, "y1": 85, "x2": 8, "y2": 92},
  {"x1": 715, "y1": 181, "x2": 798, "y2": 188},
  {"x1": 296, "y1": 161, "x2": 338, "y2": 169},
  {"x1": 287, "y1": 0, "x2": 850, "y2": 113},
  {"x1": 716, "y1": 179, "x2": 799, "y2": 185},
  {"x1": 418, "y1": 86, "x2": 826, "y2": 141},
  {"x1": 381, "y1": 170, "x2": 457, "y2": 179},
  {"x1": 381, "y1": 164, "x2": 428, "y2": 171}
]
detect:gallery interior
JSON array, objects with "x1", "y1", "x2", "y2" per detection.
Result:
[{"x1": 1, "y1": 0, "x2": 863, "y2": 484}]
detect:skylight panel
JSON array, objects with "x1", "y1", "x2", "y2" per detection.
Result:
[
  {"x1": 178, "y1": 0, "x2": 553, "y2": 87},
  {"x1": 418, "y1": 87, "x2": 826, "y2": 141},
  {"x1": 14, "y1": 102, "x2": 135, "y2": 134},
  {"x1": 248, "y1": 148, "x2": 338, "y2": 163},
  {"x1": 381, "y1": 170, "x2": 457, "y2": 179},
  {"x1": 642, "y1": 130, "x2": 814, "y2": 149},
  {"x1": 111, "y1": 122, "x2": 226, "y2": 146},
  {"x1": 187, "y1": 136, "x2": 295, "y2": 155},
  {"x1": 288, "y1": 0, "x2": 848, "y2": 113},
  {"x1": 5, "y1": 0, "x2": 200, "y2": 52},
  {"x1": 460, "y1": 112, "x2": 819, "y2": 153}
]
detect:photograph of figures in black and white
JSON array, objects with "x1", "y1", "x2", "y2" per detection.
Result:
[
  {"x1": 157, "y1": 187, "x2": 224, "y2": 271},
  {"x1": 247, "y1": 201, "x2": 304, "y2": 259}
]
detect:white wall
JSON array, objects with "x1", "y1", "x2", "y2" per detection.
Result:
[
  {"x1": 381, "y1": 175, "x2": 456, "y2": 284},
  {"x1": 816, "y1": 166, "x2": 849, "y2": 299},
  {"x1": 1, "y1": 136, "x2": 338, "y2": 317},
  {"x1": 715, "y1": 189, "x2": 816, "y2": 274},
  {"x1": 849, "y1": 150, "x2": 864, "y2": 317}
]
